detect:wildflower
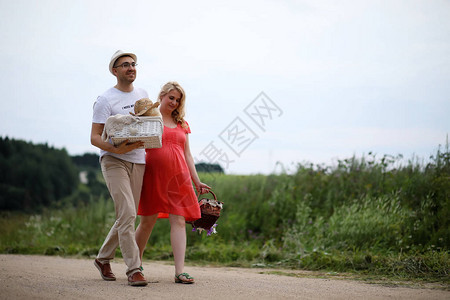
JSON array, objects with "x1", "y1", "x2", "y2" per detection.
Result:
[
  {"x1": 207, "y1": 224, "x2": 218, "y2": 236},
  {"x1": 191, "y1": 224, "x2": 218, "y2": 236}
]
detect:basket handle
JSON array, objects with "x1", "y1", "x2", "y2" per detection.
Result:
[{"x1": 198, "y1": 190, "x2": 219, "y2": 202}]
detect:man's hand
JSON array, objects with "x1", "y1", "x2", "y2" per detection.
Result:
[
  {"x1": 91, "y1": 123, "x2": 144, "y2": 154},
  {"x1": 113, "y1": 140, "x2": 145, "y2": 154}
]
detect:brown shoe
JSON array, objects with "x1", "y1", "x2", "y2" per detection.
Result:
[
  {"x1": 128, "y1": 271, "x2": 148, "y2": 286},
  {"x1": 94, "y1": 259, "x2": 116, "y2": 281}
]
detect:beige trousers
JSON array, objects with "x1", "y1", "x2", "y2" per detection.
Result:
[{"x1": 96, "y1": 155, "x2": 145, "y2": 275}]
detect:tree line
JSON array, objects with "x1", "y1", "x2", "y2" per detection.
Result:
[
  {"x1": 0, "y1": 137, "x2": 78, "y2": 211},
  {"x1": 0, "y1": 137, "x2": 223, "y2": 211}
]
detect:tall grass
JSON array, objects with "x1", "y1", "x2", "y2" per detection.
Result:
[
  {"x1": 0, "y1": 195, "x2": 115, "y2": 255},
  {"x1": 0, "y1": 144, "x2": 448, "y2": 280}
]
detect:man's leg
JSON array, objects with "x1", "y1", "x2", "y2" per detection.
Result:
[
  {"x1": 97, "y1": 156, "x2": 142, "y2": 275},
  {"x1": 94, "y1": 156, "x2": 121, "y2": 281}
]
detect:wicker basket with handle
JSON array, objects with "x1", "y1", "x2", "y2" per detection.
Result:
[
  {"x1": 110, "y1": 116, "x2": 163, "y2": 149},
  {"x1": 188, "y1": 190, "x2": 223, "y2": 235}
]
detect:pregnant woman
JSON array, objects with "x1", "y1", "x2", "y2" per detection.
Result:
[{"x1": 135, "y1": 81, "x2": 210, "y2": 284}]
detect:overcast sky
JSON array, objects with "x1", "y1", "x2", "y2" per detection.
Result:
[{"x1": 1, "y1": 0, "x2": 449, "y2": 174}]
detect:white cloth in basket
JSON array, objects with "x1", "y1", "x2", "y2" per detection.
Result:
[{"x1": 101, "y1": 114, "x2": 136, "y2": 142}]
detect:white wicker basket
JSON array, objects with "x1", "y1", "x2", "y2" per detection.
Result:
[{"x1": 110, "y1": 116, "x2": 163, "y2": 149}]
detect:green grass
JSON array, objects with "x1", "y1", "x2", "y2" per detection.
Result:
[
  {"x1": 0, "y1": 144, "x2": 449, "y2": 284},
  {"x1": 0, "y1": 195, "x2": 115, "y2": 256}
]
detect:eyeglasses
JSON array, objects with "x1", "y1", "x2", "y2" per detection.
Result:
[{"x1": 113, "y1": 62, "x2": 137, "y2": 69}]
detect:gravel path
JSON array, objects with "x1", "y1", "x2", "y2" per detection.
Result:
[{"x1": 0, "y1": 254, "x2": 448, "y2": 299}]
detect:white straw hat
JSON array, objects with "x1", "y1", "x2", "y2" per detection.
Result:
[{"x1": 109, "y1": 50, "x2": 137, "y2": 75}]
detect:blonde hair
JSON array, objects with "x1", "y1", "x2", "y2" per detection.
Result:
[{"x1": 158, "y1": 81, "x2": 188, "y2": 128}]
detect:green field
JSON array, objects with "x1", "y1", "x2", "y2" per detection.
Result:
[{"x1": 0, "y1": 144, "x2": 448, "y2": 283}]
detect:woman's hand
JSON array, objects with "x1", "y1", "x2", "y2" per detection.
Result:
[{"x1": 196, "y1": 182, "x2": 211, "y2": 194}]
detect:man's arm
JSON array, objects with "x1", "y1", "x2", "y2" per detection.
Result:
[{"x1": 90, "y1": 123, "x2": 144, "y2": 154}]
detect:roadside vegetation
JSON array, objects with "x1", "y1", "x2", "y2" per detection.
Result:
[{"x1": 0, "y1": 137, "x2": 448, "y2": 284}]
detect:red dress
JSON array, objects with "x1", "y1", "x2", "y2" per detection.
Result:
[{"x1": 138, "y1": 122, "x2": 201, "y2": 222}]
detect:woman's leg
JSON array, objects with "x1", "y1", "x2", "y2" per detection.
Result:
[
  {"x1": 169, "y1": 214, "x2": 188, "y2": 276},
  {"x1": 135, "y1": 214, "x2": 158, "y2": 263}
]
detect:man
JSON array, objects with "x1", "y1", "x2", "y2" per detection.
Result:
[{"x1": 90, "y1": 50, "x2": 148, "y2": 286}]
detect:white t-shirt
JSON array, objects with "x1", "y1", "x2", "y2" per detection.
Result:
[{"x1": 92, "y1": 87, "x2": 149, "y2": 164}]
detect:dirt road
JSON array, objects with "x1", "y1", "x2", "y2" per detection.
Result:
[{"x1": 0, "y1": 254, "x2": 448, "y2": 299}]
